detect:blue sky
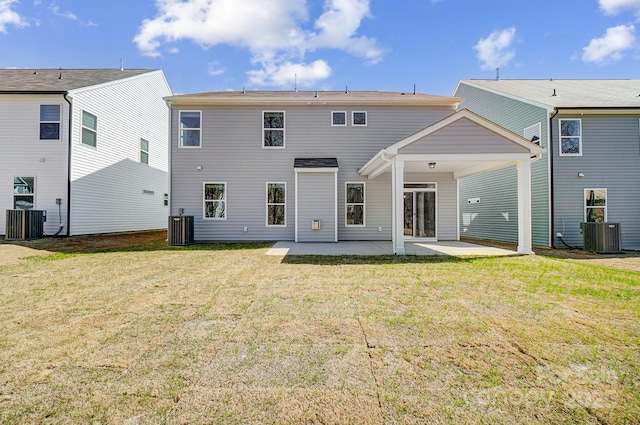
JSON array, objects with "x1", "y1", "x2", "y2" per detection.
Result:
[{"x1": 1, "y1": 0, "x2": 639, "y2": 95}]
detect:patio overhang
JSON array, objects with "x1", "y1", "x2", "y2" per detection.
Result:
[{"x1": 357, "y1": 109, "x2": 544, "y2": 256}]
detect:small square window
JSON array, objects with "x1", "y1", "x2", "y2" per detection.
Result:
[
  {"x1": 352, "y1": 111, "x2": 367, "y2": 126},
  {"x1": 331, "y1": 111, "x2": 346, "y2": 126}
]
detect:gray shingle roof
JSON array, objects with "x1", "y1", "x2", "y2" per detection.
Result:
[
  {"x1": 294, "y1": 158, "x2": 339, "y2": 168},
  {"x1": 0, "y1": 69, "x2": 155, "y2": 92},
  {"x1": 459, "y1": 79, "x2": 640, "y2": 108}
]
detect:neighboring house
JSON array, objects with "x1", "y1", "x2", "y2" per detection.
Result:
[
  {"x1": 454, "y1": 79, "x2": 640, "y2": 250},
  {"x1": 165, "y1": 91, "x2": 542, "y2": 254},
  {"x1": 0, "y1": 69, "x2": 172, "y2": 236}
]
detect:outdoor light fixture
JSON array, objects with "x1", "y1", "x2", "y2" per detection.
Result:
[
  {"x1": 578, "y1": 172, "x2": 585, "y2": 178},
  {"x1": 428, "y1": 162, "x2": 436, "y2": 169}
]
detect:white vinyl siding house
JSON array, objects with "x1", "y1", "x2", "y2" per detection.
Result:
[
  {"x1": 0, "y1": 69, "x2": 172, "y2": 236},
  {"x1": 166, "y1": 91, "x2": 542, "y2": 254}
]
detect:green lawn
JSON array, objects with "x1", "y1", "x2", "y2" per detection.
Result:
[{"x1": 0, "y1": 240, "x2": 638, "y2": 424}]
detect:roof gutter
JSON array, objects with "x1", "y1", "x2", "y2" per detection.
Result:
[
  {"x1": 549, "y1": 107, "x2": 560, "y2": 249},
  {"x1": 63, "y1": 92, "x2": 72, "y2": 236}
]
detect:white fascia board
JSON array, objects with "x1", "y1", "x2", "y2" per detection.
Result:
[{"x1": 395, "y1": 152, "x2": 534, "y2": 163}]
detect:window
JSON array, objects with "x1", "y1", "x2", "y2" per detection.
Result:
[
  {"x1": 559, "y1": 119, "x2": 581, "y2": 156},
  {"x1": 81, "y1": 110, "x2": 97, "y2": 147},
  {"x1": 524, "y1": 122, "x2": 541, "y2": 145},
  {"x1": 331, "y1": 111, "x2": 346, "y2": 126},
  {"x1": 40, "y1": 104, "x2": 60, "y2": 140},
  {"x1": 179, "y1": 111, "x2": 201, "y2": 148},
  {"x1": 13, "y1": 177, "x2": 35, "y2": 210},
  {"x1": 352, "y1": 111, "x2": 367, "y2": 126},
  {"x1": 164, "y1": 193, "x2": 169, "y2": 206},
  {"x1": 585, "y1": 189, "x2": 607, "y2": 222},
  {"x1": 263, "y1": 111, "x2": 285, "y2": 147},
  {"x1": 140, "y1": 138, "x2": 149, "y2": 165},
  {"x1": 346, "y1": 182, "x2": 365, "y2": 226},
  {"x1": 204, "y1": 183, "x2": 226, "y2": 219},
  {"x1": 266, "y1": 182, "x2": 286, "y2": 226}
]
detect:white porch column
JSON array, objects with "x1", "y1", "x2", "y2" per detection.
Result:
[
  {"x1": 392, "y1": 160, "x2": 405, "y2": 255},
  {"x1": 516, "y1": 160, "x2": 533, "y2": 254}
]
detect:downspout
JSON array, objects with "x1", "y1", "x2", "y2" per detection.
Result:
[
  {"x1": 548, "y1": 107, "x2": 559, "y2": 248},
  {"x1": 63, "y1": 93, "x2": 72, "y2": 236}
]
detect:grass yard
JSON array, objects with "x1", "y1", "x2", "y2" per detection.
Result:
[{"x1": 0, "y1": 235, "x2": 639, "y2": 424}]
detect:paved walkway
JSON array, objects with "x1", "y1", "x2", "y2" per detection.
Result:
[{"x1": 266, "y1": 240, "x2": 519, "y2": 257}]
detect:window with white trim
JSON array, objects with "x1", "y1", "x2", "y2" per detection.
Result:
[
  {"x1": 179, "y1": 111, "x2": 201, "y2": 148},
  {"x1": 559, "y1": 119, "x2": 581, "y2": 156},
  {"x1": 263, "y1": 111, "x2": 285, "y2": 147},
  {"x1": 204, "y1": 182, "x2": 226, "y2": 219},
  {"x1": 585, "y1": 189, "x2": 607, "y2": 222},
  {"x1": 140, "y1": 138, "x2": 149, "y2": 165},
  {"x1": 40, "y1": 104, "x2": 60, "y2": 140},
  {"x1": 81, "y1": 110, "x2": 97, "y2": 147},
  {"x1": 346, "y1": 182, "x2": 365, "y2": 226},
  {"x1": 524, "y1": 122, "x2": 541, "y2": 145},
  {"x1": 331, "y1": 111, "x2": 346, "y2": 126},
  {"x1": 266, "y1": 182, "x2": 286, "y2": 226},
  {"x1": 13, "y1": 177, "x2": 35, "y2": 210},
  {"x1": 352, "y1": 111, "x2": 367, "y2": 126}
]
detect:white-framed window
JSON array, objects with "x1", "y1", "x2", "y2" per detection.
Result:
[
  {"x1": 263, "y1": 111, "x2": 285, "y2": 148},
  {"x1": 179, "y1": 111, "x2": 202, "y2": 148},
  {"x1": 352, "y1": 111, "x2": 367, "y2": 126},
  {"x1": 585, "y1": 189, "x2": 607, "y2": 222},
  {"x1": 524, "y1": 122, "x2": 541, "y2": 145},
  {"x1": 331, "y1": 111, "x2": 347, "y2": 126},
  {"x1": 204, "y1": 182, "x2": 226, "y2": 219},
  {"x1": 559, "y1": 119, "x2": 581, "y2": 156},
  {"x1": 266, "y1": 182, "x2": 286, "y2": 226},
  {"x1": 13, "y1": 176, "x2": 35, "y2": 210},
  {"x1": 345, "y1": 182, "x2": 365, "y2": 226},
  {"x1": 81, "y1": 110, "x2": 97, "y2": 147},
  {"x1": 40, "y1": 104, "x2": 60, "y2": 140},
  {"x1": 140, "y1": 138, "x2": 149, "y2": 165},
  {"x1": 163, "y1": 193, "x2": 168, "y2": 207}
]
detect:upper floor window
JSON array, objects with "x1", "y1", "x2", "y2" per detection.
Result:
[
  {"x1": 140, "y1": 138, "x2": 149, "y2": 165},
  {"x1": 40, "y1": 104, "x2": 60, "y2": 140},
  {"x1": 266, "y1": 182, "x2": 286, "y2": 226},
  {"x1": 352, "y1": 111, "x2": 367, "y2": 126},
  {"x1": 13, "y1": 177, "x2": 35, "y2": 210},
  {"x1": 179, "y1": 111, "x2": 201, "y2": 148},
  {"x1": 585, "y1": 189, "x2": 607, "y2": 222},
  {"x1": 81, "y1": 110, "x2": 97, "y2": 147},
  {"x1": 263, "y1": 111, "x2": 285, "y2": 148},
  {"x1": 204, "y1": 182, "x2": 226, "y2": 219},
  {"x1": 559, "y1": 119, "x2": 581, "y2": 156},
  {"x1": 346, "y1": 182, "x2": 365, "y2": 226},
  {"x1": 331, "y1": 111, "x2": 347, "y2": 126}
]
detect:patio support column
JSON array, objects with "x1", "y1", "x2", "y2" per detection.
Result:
[
  {"x1": 392, "y1": 159, "x2": 405, "y2": 255},
  {"x1": 516, "y1": 160, "x2": 533, "y2": 254}
]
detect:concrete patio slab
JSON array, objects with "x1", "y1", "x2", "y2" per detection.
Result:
[{"x1": 266, "y1": 241, "x2": 518, "y2": 257}]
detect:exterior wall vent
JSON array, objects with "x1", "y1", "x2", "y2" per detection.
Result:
[
  {"x1": 5, "y1": 210, "x2": 45, "y2": 240},
  {"x1": 581, "y1": 222, "x2": 622, "y2": 253},
  {"x1": 168, "y1": 215, "x2": 194, "y2": 246}
]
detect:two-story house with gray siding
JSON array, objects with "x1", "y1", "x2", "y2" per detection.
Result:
[
  {"x1": 166, "y1": 91, "x2": 542, "y2": 254},
  {"x1": 1, "y1": 69, "x2": 172, "y2": 236},
  {"x1": 454, "y1": 79, "x2": 640, "y2": 250}
]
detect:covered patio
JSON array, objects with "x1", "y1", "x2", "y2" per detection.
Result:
[
  {"x1": 357, "y1": 110, "x2": 544, "y2": 255},
  {"x1": 266, "y1": 240, "x2": 518, "y2": 257}
]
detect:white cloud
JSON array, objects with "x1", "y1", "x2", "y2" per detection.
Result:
[
  {"x1": 207, "y1": 61, "x2": 225, "y2": 77},
  {"x1": 134, "y1": 0, "x2": 381, "y2": 87},
  {"x1": 247, "y1": 59, "x2": 331, "y2": 87},
  {"x1": 0, "y1": 0, "x2": 28, "y2": 32},
  {"x1": 582, "y1": 24, "x2": 636, "y2": 63},
  {"x1": 473, "y1": 27, "x2": 517, "y2": 70},
  {"x1": 599, "y1": 0, "x2": 640, "y2": 16},
  {"x1": 50, "y1": 4, "x2": 77, "y2": 20}
]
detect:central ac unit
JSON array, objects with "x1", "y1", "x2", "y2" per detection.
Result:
[
  {"x1": 168, "y1": 215, "x2": 194, "y2": 246},
  {"x1": 5, "y1": 209, "x2": 45, "y2": 241},
  {"x1": 581, "y1": 222, "x2": 622, "y2": 254}
]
